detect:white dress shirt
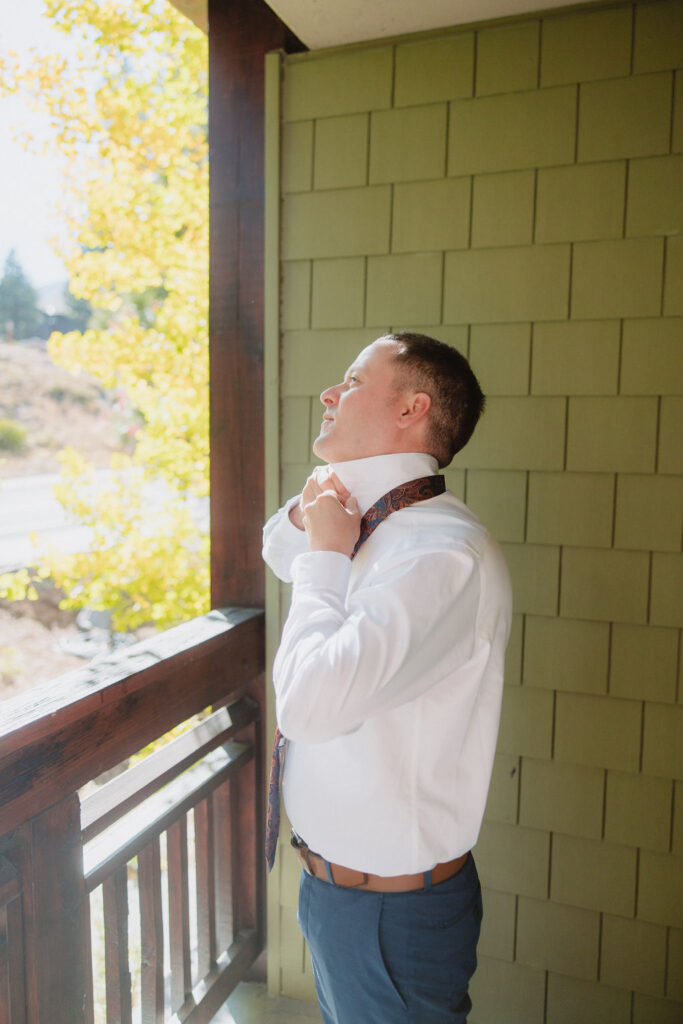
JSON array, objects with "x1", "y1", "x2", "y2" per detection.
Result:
[{"x1": 262, "y1": 452, "x2": 512, "y2": 875}]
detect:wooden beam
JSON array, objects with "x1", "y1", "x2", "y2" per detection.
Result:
[{"x1": 208, "y1": 0, "x2": 304, "y2": 610}]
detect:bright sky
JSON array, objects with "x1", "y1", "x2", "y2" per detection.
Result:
[{"x1": 0, "y1": 0, "x2": 77, "y2": 289}]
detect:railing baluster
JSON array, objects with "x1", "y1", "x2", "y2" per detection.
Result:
[
  {"x1": 243, "y1": 716, "x2": 264, "y2": 938},
  {"x1": 231, "y1": 778, "x2": 243, "y2": 934},
  {"x1": 138, "y1": 839, "x2": 164, "y2": 1024},
  {"x1": 6, "y1": 895, "x2": 27, "y2": 1024},
  {"x1": 212, "y1": 780, "x2": 234, "y2": 952},
  {"x1": 103, "y1": 866, "x2": 132, "y2": 1024},
  {"x1": 194, "y1": 798, "x2": 216, "y2": 977},
  {"x1": 233, "y1": 716, "x2": 263, "y2": 939},
  {"x1": 167, "y1": 817, "x2": 192, "y2": 1010}
]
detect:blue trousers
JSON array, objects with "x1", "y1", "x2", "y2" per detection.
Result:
[{"x1": 297, "y1": 853, "x2": 482, "y2": 1024}]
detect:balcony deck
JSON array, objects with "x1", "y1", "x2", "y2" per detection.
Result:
[{"x1": 216, "y1": 983, "x2": 321, "y2": 1022}]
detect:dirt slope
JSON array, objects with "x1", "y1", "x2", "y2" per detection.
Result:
[
  {"x1": 0, "y1": 339, "x2": 123, "y2": 477},
  {"x1": 0, "y1": 339, "x2": 126, "y2": 698}
]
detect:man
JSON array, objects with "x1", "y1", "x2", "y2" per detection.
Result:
[{"x1": 263, "y1": 332, "x2": 512, "y2": 1023}]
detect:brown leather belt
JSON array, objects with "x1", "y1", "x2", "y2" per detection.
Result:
[{"x1": 291, "y1": 833, "x2": 469, "y2": 892}]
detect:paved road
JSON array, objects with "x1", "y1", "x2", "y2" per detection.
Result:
[
  {"x1": 0, "y1": 472, "x2": 207, "y2": 573},
  {"x1": 0, "y1": 472, "x2": 101, "y2": 572}
]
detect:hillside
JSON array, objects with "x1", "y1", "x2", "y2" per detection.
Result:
[
  {"x1": 0, "y1": 339, "x2": 131, "y2": 698},
  {"x1": 0, "y1": 338, "x2": 127, "y2": 477}
]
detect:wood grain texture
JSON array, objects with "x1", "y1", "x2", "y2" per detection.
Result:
[
  {"x1": 232, "y1": 719, "x2": 263, "y2": 940},
  {"x1": 138, "y1": 839, "x2": 165, "y2": 1024},
  {"x1": 208, "y1": 0, "x2": 304, "y2": 610},
  {"x1": 83, "y1": 743, "x2": 253, "y2": 893},
  {"x1": 194, "y1": 797, "x2": 217, "y2": 977},
  {"x1": 22, "y1": 796, "x2": 93, "y2": 1023},
  {"x1": 0, "y1": 609, "x2": 261, "y2": 747},
  {"x1": 207, "y1": 1, "x2": 302, "y2": 975},
  {"x1": 0, "y1": 611, "x2": 264, "y2": 834},
  {"x1": 103, "y1": 866, "x2": 132, "y2": 1024},
  {"x1": 80, "y1": 697, "x2": 258, "y2": 842},
  {"x1": 167, "y1": 817, "x2": 192, "y2": 1011},
  {"x1": 212, "y1": 780, "x2": 235, "y2": 955},
  {"x1": 3, "y1": 891, "x2": 26, "y2": 1024}
]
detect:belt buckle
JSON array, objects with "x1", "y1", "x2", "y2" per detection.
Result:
[{"x1": 290, "y1": 830, "x2": 316, "y2": 875}]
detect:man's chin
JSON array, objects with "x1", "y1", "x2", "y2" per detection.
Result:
[
  {"x1": 313, "y1": 439, "x2": 348, "y2": 465},
  {"x1": 312, "y1": 435, "x2": 329, "y2": 459}
]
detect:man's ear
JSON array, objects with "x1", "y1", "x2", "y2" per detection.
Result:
[{"x1": 397, "y1": 391, "x2": 431, "y2": 430}]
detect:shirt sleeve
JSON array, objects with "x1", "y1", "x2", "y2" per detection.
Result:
[
  {"x1": 262, "y1": 495, "x2": 309, "y2": 583},
  {"x1": 273, "y1": 545, "x2": 481, "y2": 742}
]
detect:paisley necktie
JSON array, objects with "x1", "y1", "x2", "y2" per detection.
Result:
[{"x1": 265, "y1": 473, "x2": 446, "y2": 871}]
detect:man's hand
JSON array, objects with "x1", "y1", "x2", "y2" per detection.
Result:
[
  {"x1": 296, "y1": 469, "x2": 361, "y2": 557},
  {"x1": 289, "y1": 468, "x2": 350, "y2": 530}
]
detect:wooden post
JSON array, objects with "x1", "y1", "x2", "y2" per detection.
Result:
[
  {"x1": 20, "y1": 795, "x2": 94, "y2": 1023},
  {"x1": 0, "y1": 855, "x2": 26, "y2": 1024},
  {"x1": 208, "y1": 0, "x2": 304, "y2": 962},
  {"x1": 208, "y1": 0, "x2": 303, "y2": 611}
]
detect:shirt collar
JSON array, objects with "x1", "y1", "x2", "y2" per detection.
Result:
[{"x1": 327, "y1": 452, "x2": 440, "y2": 515}]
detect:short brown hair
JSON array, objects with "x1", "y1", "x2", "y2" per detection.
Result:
[{"x1": 386, "y1": 332, "x2": 485, "y2": 467}]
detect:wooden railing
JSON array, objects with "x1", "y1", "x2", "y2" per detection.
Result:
[{"x1": 0, "y1": 607, "x2": 266, "y2": 1024}]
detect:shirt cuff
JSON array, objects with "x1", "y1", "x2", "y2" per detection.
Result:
[
  {"x1": 290, "y1": 550, "x2": 352, "y2": 594},
  {"x1": 281, "y1": 495, "x2": 306, "y2": 536}
]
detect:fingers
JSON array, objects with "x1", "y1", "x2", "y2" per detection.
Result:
[
  {"x1": 300, "y1": 472, "x2": 323, "y2": 510},
  {"x1": 311, "y1": 467, "x2": 348, "y2": 496},
  {"x1": 301, "y1": 488, "x2": 362, "y2": 557},
  {"x1": 302, "y1": 492, "x2": 361, "y2": 534},
  {"x1": 302, "y1": 470, "x2": 348, "y2": 513},
  {"x1": 302, "y1": 488, "x2": 343, "y2": 516},
  {"x1": 301, "y1": 489, "x2": 335, "y2": 535},
  {"x1": 326, "y1": 471, "x2": 350, "y2": 502}
]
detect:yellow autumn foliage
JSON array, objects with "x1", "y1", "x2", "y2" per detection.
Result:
[{"x1": 0, "y1": 0, "x2": 209, "y2": 631}]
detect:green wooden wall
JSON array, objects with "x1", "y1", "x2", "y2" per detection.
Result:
[{"x1": 265, "y1": 2, "x2": 683, "y2": 1020}]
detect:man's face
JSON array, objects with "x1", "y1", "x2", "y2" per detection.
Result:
[{"x1": 313, "y1": 338, "x2": 408, "y2": 463}]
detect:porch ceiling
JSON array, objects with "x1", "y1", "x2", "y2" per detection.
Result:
[
  {"x1": 170, "y1": 0, "x2": 596, "y2": 46},
  {"x1": 262, "y1": 0, "x2": 596, "y2": 49}
]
